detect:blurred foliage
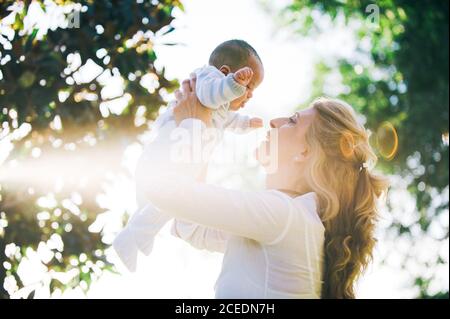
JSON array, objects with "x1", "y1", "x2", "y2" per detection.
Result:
[
  {"x1": 0, "y1": 0, "x2": 181, "y2": 298},
  {"x1": 278, "y1": 0, "x2": 449, "y2": 298}
]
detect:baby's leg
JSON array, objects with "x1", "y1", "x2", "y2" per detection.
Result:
[
  {"x1": 113, "y1": 202, "x2": 171, "y2": 272},
  {"x1": 113, "y1": 120, "x2": 177, "y2": 271},
  {"x1": 129, "y1": 202, "x2": 171, "y2": 256}
]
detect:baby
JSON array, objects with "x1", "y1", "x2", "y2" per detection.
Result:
[
  {"x1": 152, "y1": 39, "x2": 264, "y2": 134},
  {"x1": 113, "y1": 40, "x2": 264, "y2": 271}
]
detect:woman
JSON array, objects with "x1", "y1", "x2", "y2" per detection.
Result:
[{"x1": 133, "y1": 77, "x2": 389, "y2": 299}]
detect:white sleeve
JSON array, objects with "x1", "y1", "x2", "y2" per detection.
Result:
[
  {"x1": 222, "y1": 112, "x2": 251, "y2": 133},
  {"x1": 141, "y1": 119, "x2": 294, "y2": 244},
  {"x1": 149, "y1": 101, "x2": 176, "y2": 138},
  {"x1": 135, "y1": 119, "x2": 209, "y2": 200},
  {"x1": 171, "y1": 219, "x2": 230, "y2": 253},
  {"x1": 144, "y1": 177, "x2": 292, "y2": 244},
  {"x1": 196, "y1": 66, "x2": 246, "y2": 109}
]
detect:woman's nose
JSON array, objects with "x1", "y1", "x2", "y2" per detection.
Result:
[{"x1": 270, "y1": 118, "x2": 285, "y2": 128}]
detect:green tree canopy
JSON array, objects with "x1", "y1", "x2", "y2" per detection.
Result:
[
  {"x1": 0, "y1": 0, "x2": 181, "y2": 298},
  {"x1": 277, "y1": 0, "x2": 449, "y2": 298}
]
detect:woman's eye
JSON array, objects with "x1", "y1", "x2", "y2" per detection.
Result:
[{"x1": 289, "y1": 117, "x2": 296, "y2": 124}]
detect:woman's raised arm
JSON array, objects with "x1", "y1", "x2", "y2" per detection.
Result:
[
  {"x1": 144, "y1": 172, "x2": 293, "y2": 245},
  {"x1": 141, "y1": 77, "x2": 294, "y2": 245},
  {"x1": 171, "y1": 219, "x2": 230, "y2": 253}
]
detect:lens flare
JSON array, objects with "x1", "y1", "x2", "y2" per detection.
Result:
[
  {"x1": 375, "y1": 121, "x2": 399, "y2": 160},
  {"x1": 0, "y1": 143, "x2": 136, "y2": 194}
]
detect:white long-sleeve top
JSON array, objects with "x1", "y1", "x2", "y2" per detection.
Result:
[
  {"x1": 114, "y1": 119, "x2": 325, "y2": 299},
  {"x1": 196, "y1": 66, "x2": 245, "y2": 108},
  {"x1": 151, "y1": 65, "x2": 251, "y2": 134},
  {"x1": 195, "y1": 65, "x2": 250, "y2": 130}
]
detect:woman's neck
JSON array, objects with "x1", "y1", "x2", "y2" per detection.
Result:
[{"x1": 265, "y1": 168, "x2": 311, "y2": 197}]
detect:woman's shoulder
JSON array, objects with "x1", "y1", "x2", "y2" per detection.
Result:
[
  {"x1": 295, "y1": 192, "x2": 324, "y2": 231},
  {"x1": 269, "y1": 190, "x2": 324, "y2": 231}
]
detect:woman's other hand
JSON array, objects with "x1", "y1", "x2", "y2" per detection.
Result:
[{"x1": 173, "y1": 75, "x2": 213, "y2": 127}]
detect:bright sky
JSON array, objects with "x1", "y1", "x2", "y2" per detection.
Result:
[{"x1": 151, "y1": 0, "x2": 362, "y2": 122}]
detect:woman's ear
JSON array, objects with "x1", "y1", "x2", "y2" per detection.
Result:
[
  {"x1": 294, "y1": 145, "x2": 309, "y2": 163},
  {"x1": 219, "y1": 65, "x2": 231, "y2": 75}
]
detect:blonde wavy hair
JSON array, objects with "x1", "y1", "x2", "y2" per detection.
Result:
[{"x1": 304, "y1": 97, "x2": 389, "y2": 299}]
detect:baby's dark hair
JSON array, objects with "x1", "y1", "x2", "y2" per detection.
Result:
[{"x1": 209, "y1": 39, "x2": 262, "y2": 72}]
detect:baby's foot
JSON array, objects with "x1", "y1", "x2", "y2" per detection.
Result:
[
  {"x1": 249, "y1": 117, "x2": 264, "y2": 128},
  {"x1": 233, "y1": 67, "x2": 254, "y2": 86}
]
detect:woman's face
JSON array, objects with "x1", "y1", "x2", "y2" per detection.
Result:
[{"x1": 257, "y1": 107, "x2": 316, "y2": 173}]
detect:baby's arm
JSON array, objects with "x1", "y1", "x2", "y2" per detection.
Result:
[
  {"x1": 233, "y1": 67, "x2": 253, "y2": 86},
  {"x1": 223, "y1": 112, "x2": 263, "y2": 133},
  {"x1": 196, "y1": 66, "x2": 247, "y2": 109}
]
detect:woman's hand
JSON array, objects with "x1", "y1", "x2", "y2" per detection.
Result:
[{"x1": 173, "y1": 75, "x2": 213, "y2": 127}]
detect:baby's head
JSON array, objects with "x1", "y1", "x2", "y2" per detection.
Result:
[{"x1": 209, "y1": 39, "x2": 264, "y2": 110}]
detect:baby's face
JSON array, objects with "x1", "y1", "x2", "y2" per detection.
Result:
[{"x1": 229, "y1": 56, "x2": 264, "y2": 111}]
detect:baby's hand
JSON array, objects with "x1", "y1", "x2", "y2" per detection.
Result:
[
  {"x1": 233, "y1": 67, "x2": 253, "y2": 86},
  {"x1": 249, "y1": 117, "x2": 263, "y2": 129}
]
